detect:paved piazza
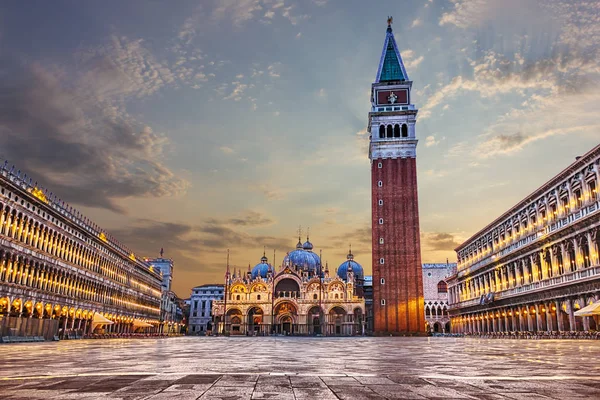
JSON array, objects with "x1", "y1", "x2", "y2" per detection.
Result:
[{"x1": 1, "y1": 337, "x2": 599, "y2": 399}]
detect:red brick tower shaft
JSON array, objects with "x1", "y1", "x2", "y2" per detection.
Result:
[{"x1": 369, "y1": 18, "x2": 425, "y2": 334}]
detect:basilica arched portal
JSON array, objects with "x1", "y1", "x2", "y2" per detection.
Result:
[{"x1": 275, "y1": 302, "x2": 297, "y2": 334}]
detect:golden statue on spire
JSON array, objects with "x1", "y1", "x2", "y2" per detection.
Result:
[{"x1": 387, "y1": 16, "x2": 393, "y2": 26}]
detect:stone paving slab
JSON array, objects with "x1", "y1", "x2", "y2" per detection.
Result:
[
  {"x1": 1, "y1": 373, "x2": 599, "y2": 399},
  {"x1": 1, "y1": 337, "x2": 599, "y2": 399}
]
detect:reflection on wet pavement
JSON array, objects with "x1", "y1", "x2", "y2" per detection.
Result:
[{"x1": 0, "y1": 336, "x2": 599, "y2": 399}]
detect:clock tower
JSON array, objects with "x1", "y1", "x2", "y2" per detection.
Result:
[{"x1": 368, "y1": 17, "x2": 425, "y2": 334}]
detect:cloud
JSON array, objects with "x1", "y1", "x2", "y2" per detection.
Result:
[
  {"x1": 254, "y1": 184, "x2": 286, "y2": 201},
  {"x1": 207, "y1": 210, "x2": 275, "y2": 227},
  {"x1": 111, "y1": 217, "x2": 289, "y2": 282},
  {"x1": 425, "y1": 135, "x2": 439, "y2": 147},
  {"x1": 208, "y1": 0, "x2": 309, "y2": 28},
  {"x1": 77, "y1": 35, "x2": 177, "y2": 102},
  {"x1": 281, "y1": 5, "x2": 309, "y2": 25},
  {"x1": 223, "y1": 82, "x2": 250, "y2": 101},
  {"x1": 267, "y1": 63, "x2": 281, "y2": 78},
  {"x1": 426, "y1": 0, "x2": 600, "y2": 157},
  {"x1": 211, "y1": 0, "x2": 263, "y2": 27},
  {"x1": 419, "y1": 45, "x2": 598, "y2": 121},
  {"x1": 401, "y1": 49, "x2": 424, "y2": 70},
  {"x1": 0, "y1": 61, "x2": 187, "y2": 212},
  {"x1": 325, "y1": 224, "x2": 371, "y2": 259},
  {"x1": 411, "y1": 18, "x2": 422, "y2": 28},
  {"x1": 316, "y1": 88, "x2": 327, "y2": 98},
  {"x1": 439, "y1": 0, "x2": 489, "y2": 28},
  {"x1": 220, "y1": 146, "x2": 235, "y2": 154},
  {"x1": 422, "y1": 232, "x2": 462, "y2": 251}
]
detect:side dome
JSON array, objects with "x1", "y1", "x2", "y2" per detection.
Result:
[
  {"x1": 251, "y1": 261, "x2": 270, "y2": 279},
  {"x1": 337, "y1": 250, "x2": 364, "y2": 281},
  {"x1": 337, "y1": 260, "x2": 364, "y2": 281},
  {"x1": 302, "y1": 239, "x2": 313, "y2": 251}
]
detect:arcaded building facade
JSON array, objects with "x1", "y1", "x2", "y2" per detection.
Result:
[
  {"x1": 369, "y1": 19, "x2": 425, "y2": 334},
  {"x1": 423, "y1": 263, "x2": 456, "y2": 333},
  {"x1": 448, "y1": 145, "x2": 600, "y2": 333},
  {"x1": 212, "y1": 239, "x2": 366, "y2": 336},
  {"x1": 0, "y1": 164, "x2": 163, "y2": 339}
]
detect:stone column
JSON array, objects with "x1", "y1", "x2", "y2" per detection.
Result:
[
  {"x1": 545, "y1": 304, "x2": 554, "y2": 332},
  {"x1": 526, "y1": 308, "x2": 534, "y2": 331},
  {"x1": 510, "y1": 310, "x2": 517, "y2": 332},
  {"x1": 583, "y1": 316, "x2": 591, "y2": 331},
  {"x1": 535, "y1": 304, "x2": 544, "y2": 332},
  {"x1": 555, "y1": 301, "x2": 565, "y2": 332},
  {"x1": 566, "y1": 299, "x2": 576, "y2": 331}
]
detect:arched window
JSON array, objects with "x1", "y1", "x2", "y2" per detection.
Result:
[
  {"x1": 379, "y1": 125, "x2": 385, "y2": 139},
  {"x1": 437, "y1": 281, "x2": 448, "y2": 293},
  {"x1": 257, "y1": 295, "x2": 261, "y2": 300},
  {"x1": 401, "y1": 124, "x2": 408, "y2": 137},
  {"x1": 393, "y1": 124, "x2": 400, "y2": 137},
  {"x1": 313, "y1": 294, "x2": 318, "y2": 300},
  {"x1": 386, "y1": 125, "x2": 393, "y2": 138},
  {"x1": 236, "y1": 295, "x2": 240, "y2": 301}
]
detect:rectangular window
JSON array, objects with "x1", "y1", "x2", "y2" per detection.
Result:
[
  {"x1": 193, "y1": 300, "x2": 198, "y2": 310},
  {"x1": 378, "y1": 200, "x2": 383, "y2": 206},
  {"x1": 380, "y1": 258, "x2": 385, "y2": 264},
  {"x1": 378, "y1": 162, "x2": 382, "y2": 168},
  {"x1": 192, "y1": 311, "x2": 197, "y2": 317},
  {"x1": 202, "y1": 300, "x2": 206, "y2": 309},
  {"x1": 381, "y1": 299, "x2": 386, "y2": 306},
  {"x1": 380, "y1": 278, "x2": 385, "y2": 284},
  {"x1": 379, "y1": 218, "x2": 383, "y2": 224},
  {"x1": 378, "y1": 181, "x2": 382, "y2": 187},
  {"x1": 379, "y1": 238, "x2": 384, "y2": 244}
]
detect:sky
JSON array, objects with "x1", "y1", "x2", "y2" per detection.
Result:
[{"x1": 0, "y1": 0, "x2": 598, "y2": 298}]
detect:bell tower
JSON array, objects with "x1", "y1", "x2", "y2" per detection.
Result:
[{"x1": 369, "y1": 17, "x2": 425, "y2": 334}]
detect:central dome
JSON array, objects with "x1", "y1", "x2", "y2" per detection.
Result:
[{"x1": 283, "y1": 248, "x2": 320, "y2": 274}]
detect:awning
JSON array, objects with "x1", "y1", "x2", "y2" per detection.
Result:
[
  {"x1": 574, "y1": 301, "x2": 600, "y2": 317},
  {"x1": 92, "y1": 313, "x2": 114, "y2": 325},
  {"x1": 91, "y1": 313, "x2": 114, "y2": 330},
  {"x1": 133, "y1": 319, "x2": 153, "y2": 328}
]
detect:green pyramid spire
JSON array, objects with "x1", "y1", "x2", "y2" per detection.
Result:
[
  {"x1": 376, "y1": 19, "x2": 408, "y2": 83},
  {"x1": 380, "y1": 36, "x2": 404, "y2": 81}
]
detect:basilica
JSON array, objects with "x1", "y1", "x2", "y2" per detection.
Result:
[{"x1": 211, "y1": 237, "x2": 366, "y2": 336}]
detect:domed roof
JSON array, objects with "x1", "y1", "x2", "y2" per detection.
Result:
[
  {"x1": 302, "y1": 239, "x2": 313, "y2": 250},
  {"x1": 283, "y1": 249, "x2": 321, "y2": 274},
  {"x1": 251, "y1": 261, "x2": 270, "y2": 279},
  {"x1": 337, "y1": 250, "x2": 364, "y2": 281}
]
